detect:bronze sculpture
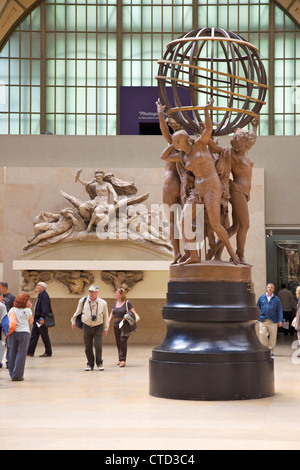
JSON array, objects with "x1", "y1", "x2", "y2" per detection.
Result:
[
  {"x1": 150, "y1": 27, "x2": 274, "y2": 401},
  {"x1": 155, "y1": 26, "x2": 269, "y2": 265},
  {"x1": 156, "y1": 27, "x2": 268, "y2": 136},
  {"x1": 207, "y1": 118, "x2": 259, "y2": 265},
  {"x1": 156, "y1": 98, "x2": 190, "y2": 264},
  {"x1": 160, "y1": 98, "x2": 240, "y2": 265}
]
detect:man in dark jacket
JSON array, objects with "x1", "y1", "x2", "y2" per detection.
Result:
[{"x1": 27, "y1": 282, "x2": 53, "y2": 357}]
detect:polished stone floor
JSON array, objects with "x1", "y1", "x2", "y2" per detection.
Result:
[{"x1": 1, "y1": 335, "x2": 300, "y2": 451}]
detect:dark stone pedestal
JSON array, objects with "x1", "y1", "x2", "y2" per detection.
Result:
[{"x1": 149, "y1": 262, "x2": 274, "y2": 401}]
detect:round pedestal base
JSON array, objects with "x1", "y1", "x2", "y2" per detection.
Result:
[
  {"x1": 149, "y1": 357, "x2": 274, "y2": 401},
  {"x1": 149, "y1": 263, "x2": 275, "y2": 401}
]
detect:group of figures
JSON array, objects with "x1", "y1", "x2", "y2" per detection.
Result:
[
  {"x1": 23, "y1": 99, "x2": 257, "y2": 266},
  {"x1": 21, "y1": 270, "x2": 94, "y2": 295},
  {"x1": 157, "y1": 98, "x2": 258, "y2": 266},
  {"x1": 23, "y1": 169, "x2": 172, "y2": 256}
]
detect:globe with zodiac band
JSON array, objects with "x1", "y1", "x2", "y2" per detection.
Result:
[{"x1": 156, "y1": 27, "x2": 269, "y2": 136}]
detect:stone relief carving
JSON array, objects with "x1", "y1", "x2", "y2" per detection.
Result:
[
  {"x1": 21, "y1": 270, "x2": 55, "y2": 292},
  {"x1": 22, "y1": 269, "x2": 143, "y2": 295},
  {"x1": 23, "y1": 208, "x2": 87, "y2": 252},
  {"x1": 23, "y1": 169, "x2": 173, "y2": 257},
  {"x1": 55, "y1": 270, "x2": 95, "y2": 294},
  {"x1": 100, "y1": 270, "x2": 144, "y2": 293},
  {"x1": 21, "y1": 269, "x2": 94, "y2": 295}
]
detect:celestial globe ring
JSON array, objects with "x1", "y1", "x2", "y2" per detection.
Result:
[{"x1": 156, "y1": 27, "x2": 269, "y2": 136}]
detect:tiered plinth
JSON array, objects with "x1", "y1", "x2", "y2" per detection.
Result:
[{"x1": 149, "y1": 262, "x2": 274, "y2": 400}]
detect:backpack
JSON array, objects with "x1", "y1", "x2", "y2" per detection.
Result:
[
  {"x1": 1, "y1": 308, "x2": 17, "y2": 336},
  {"x1": 75, "y1": 297, "x2": 87, "y2": 329}
]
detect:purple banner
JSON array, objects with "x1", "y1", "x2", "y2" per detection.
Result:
[{"x1": 119, "y1": 86, "x2": 190, "y2": 135}]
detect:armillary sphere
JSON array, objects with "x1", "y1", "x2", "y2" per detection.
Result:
[{"x1": 156, "y1": 27, "x2": 269, "y2": 136}]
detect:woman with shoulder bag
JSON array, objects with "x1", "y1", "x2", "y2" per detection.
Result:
[
  {"x1": 7, "y1": 293, "x2": 33, "y2": 381},
  {"x1": 109, "y1": 288, "x2": 138, "y2": 368}
]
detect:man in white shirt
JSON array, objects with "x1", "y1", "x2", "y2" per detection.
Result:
[{"x1": 71, "y1": 285, "x2": 109, "y2": 371}]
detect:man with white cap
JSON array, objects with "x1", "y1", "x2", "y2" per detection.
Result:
[
  {"x1": 71, "y1": 285, "x2": 109, "y2": 371},
  {"x1": 27, "y1": 282, "x2": 53, "y2": 357}
]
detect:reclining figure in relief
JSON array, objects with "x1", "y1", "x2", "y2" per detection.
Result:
[{"x1": 23, "y1": 169, "x2": 172, "y2": 258}]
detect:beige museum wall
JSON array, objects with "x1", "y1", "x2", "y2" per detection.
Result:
[
  {"x1": 45, "y1": 298, "x2": 168, "y2": 347},
  {"x1": 0, "y1": 161, "x2": 265, "y2": 345},
  {"x1": 3, "y1": 133, "x2": 291, "y2": 344},
  {"x1": 0, "y1": 133, "x2": 299, "y2": 227}
]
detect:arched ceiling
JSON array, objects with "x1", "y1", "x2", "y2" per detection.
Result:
[
  {"x1": 0, "y1": 0, "x2": 299, "y2": 52},
  {"x1": 0, "y1": 0, "x2": 41, "y2": 52},
  {"x1": 274, "y1": 0, "x2": 300, "y2": 25}
]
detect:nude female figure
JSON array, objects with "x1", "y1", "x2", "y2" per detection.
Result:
[
  {"x1": 156, "y1": 99, "x2": 182, "y2": 264},
  {"x1": 75, "y1": 169, "x2": 118, "y2": 221},
  {"x1": 208, "y1": 118, "x2": 258, "y2": 264},
  {"x1": 160, "y1": 98, "x2": 239, "y2": 265}
]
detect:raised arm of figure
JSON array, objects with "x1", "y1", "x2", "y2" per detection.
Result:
[
  {"x1": 156, "y1": 98, "x2": 172, "y2": 144},
  {"x1": 249, "y1": 116, "x2": 259, "y2": 148},
  {"x1": 195, "y1": 98, "x2": 214, "y2": 147},
  {"x1": 75, "y1": 169, "x2": 88, "y2": 187},
  {"x1": 208, "y1": 138, "x2": 222, "y2": 155},
  {"x1": 160, "y1": 144, "x2": 182, "y2": 163}
]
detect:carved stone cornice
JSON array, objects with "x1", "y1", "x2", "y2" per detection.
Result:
[
  {"x1": 21, "y1": 269, "x2": 94, "y2": 295},
  {"x1": 100, "y1": 270, "x2": 144, "y2": 293}
]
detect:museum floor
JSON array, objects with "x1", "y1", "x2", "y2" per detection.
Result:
[{"x1": 1, "y1": 334, "x2": 300, "y2": 451}]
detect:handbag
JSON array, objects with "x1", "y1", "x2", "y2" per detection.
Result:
[
  {"x1": 134, "y1": 312, "x2": 140, "y2": 323},
  {"x1": 126, "y1": 300, "x2": 140, "y2": 323},
  {"x1": 282, "y1": 320, "x2": 289, "y2": 330},
  {"x1": 44, "y1": 312, "x2": 55, "y2": 328},
  {"x1": 2, "y1": 308, "x2": 17, "y2": 336},
  {"x1": 292, "y1": 301, "x2": 300, "y2": 329}
]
